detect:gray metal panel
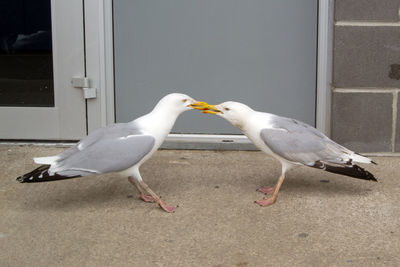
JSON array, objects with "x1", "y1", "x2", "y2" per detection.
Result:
[{"x1": 113, "y1": 0, "x2": 318, "y2": 134}]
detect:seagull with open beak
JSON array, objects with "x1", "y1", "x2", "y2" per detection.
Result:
[
  {"x1": 18, "y1": 93, "x2": 211, "y2": 213},
  {"x1": 195, "y1": 100, "x2": 376, "y2": 207}
]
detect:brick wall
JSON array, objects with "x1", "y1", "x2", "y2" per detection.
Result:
[{"x1": 332, "y1": 0, "x2": 400, "y2": 153}]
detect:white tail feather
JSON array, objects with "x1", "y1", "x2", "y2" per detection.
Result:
[
  {"x1": 33, "y1": 156, "x2": 59, "y2": 165},
  {"x1": 350, "y1": 153, "x2": 372, "y2": 164}
]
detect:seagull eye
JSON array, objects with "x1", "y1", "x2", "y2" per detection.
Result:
[
  {"x1": 224, "y1": 107, "x2": 230, "y2": 111},
  {"x1": 182, "y1": 99, "x2": 188, "y2": 103}
]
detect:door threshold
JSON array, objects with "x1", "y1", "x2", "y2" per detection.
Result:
[{"x1": 1, "y1": 134, "x2": 259, "y2": 150}]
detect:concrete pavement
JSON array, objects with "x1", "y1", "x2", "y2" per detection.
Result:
[{"x1": 0, "y1": 145, "x2": 399, "y2": 266}]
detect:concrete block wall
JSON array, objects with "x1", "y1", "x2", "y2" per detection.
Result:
[{"x1": 332, "y1": 0, "x2": 400, "y2": 153}]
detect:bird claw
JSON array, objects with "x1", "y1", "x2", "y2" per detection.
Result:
[
  {"x1": 255, "y1": 197, "x2": 276, "y2": 207},
  {"x1": 257, "y1": 186, "x2": 275, "y2": 195},
  {"x1": 158, "y1": 202, "x2": 177, "y2": 213}
]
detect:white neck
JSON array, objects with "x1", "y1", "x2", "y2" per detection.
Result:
[
  {"x1": 133, "y1": 101, "x2": 183, "y2": 141},
  {"x1": 227, "y1": 106, "x2": 255, "y2": 131},
  {"x1": 242, "y1": 111, "x2": 273, "y2": 135}
]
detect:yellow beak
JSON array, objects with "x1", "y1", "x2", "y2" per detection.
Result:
[
  {"x1": 201, "y1": 107, "x2": 221, "y2": 114},
  {"x1": 188, "y1": 101, "x2": 223, "y2": 114},
  {"x1": 188, "y1": 101, "x2": 211, "y2": 110}
]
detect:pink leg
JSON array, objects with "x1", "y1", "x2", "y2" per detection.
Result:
[
  {"x1": 255, "y1": 174, "x2": 285, "y2": 207},
  {"x1": 137, "y1": 180, "x2": 177, "y2": 213},
  {"x1": 128, "y1": 177, "x2": 156, "y2": 202},
  {"x1": 257, "y1": 186, "x2": 276, "y2": 195}
]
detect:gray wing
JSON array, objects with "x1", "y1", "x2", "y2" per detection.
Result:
[
  {"x1": 52, "y1": 123, "x2": 155, "y2": 176},
  {"x1": 260, "y1": 117, "x2": 349, "y2": 166}
]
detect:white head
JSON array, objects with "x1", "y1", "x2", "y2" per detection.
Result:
[
  {"x1": 201, "y1": 101, "x2": 254, "y2": 129},
  {"x1": 154, "y1": 93, "x2": 204, "y2": 115}
]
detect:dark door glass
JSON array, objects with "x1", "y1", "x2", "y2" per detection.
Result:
[{"x1": 0, "y1": 0, "x2": 54, "y2": 107}]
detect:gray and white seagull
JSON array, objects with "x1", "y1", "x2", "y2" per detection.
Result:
[
  {"x1": 199, "y1": 101, "x2": 377, "y2": 207},
  {"x1": 17, "y1": 93, "x2": 207, "y2": 213}
]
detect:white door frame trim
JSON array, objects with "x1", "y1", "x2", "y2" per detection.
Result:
[
  {"x1": 315, "y1": 0, "x2": 334, "y2": 136},
  {"x1": 84, "y1": 0, "x2": 115, "y2": 132},
  {"x1": 90, "y1": 0, "x2": 333, "y2": 148}
]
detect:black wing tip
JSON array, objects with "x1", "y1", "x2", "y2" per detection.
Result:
[
  {"x1": 353, "y1": 164, "x2": 378, "y2": 182},
  {"x1": 16, "y1": 165, "x2": 81, "y2": 183},
  {"x1": 313, "y1": 161, "x2": 377, "y2": 182},
  {"x1": 16, "y1": 176, "x2": 27, "y2": 183},
  {"x1": 16, "y1": 173, "x2": 81, "y2": 183},
  {"x1": 369, "y1": 176, "x2": 378, "y2": 182},
  {"x1": 16, "y1": 165, "x2": 50, "y2": 183}
]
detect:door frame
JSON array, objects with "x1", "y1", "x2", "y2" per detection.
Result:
[{"x1": 85, "y1": 0, "x2": 333, "y2": 149}]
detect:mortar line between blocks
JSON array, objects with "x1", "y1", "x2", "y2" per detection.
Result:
[
  {"x1": 335, "y1": 21, "x2": 400, "y2": 27},
  {"x1": 363, "y1": 152, "x2": 400, "y2": 157},
  {"x1": 334, "y1": 88, "x2": 400, "y2": 93}
]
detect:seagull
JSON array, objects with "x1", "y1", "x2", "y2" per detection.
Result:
[
  {"x1": 199, "y1": 101, "x2": 377, "y2": 207},
  {"x1": 17, "y1": 93, "x2": 208, "y2": 213}
]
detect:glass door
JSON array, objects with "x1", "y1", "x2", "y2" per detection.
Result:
[{"x1": 0, "y1": 0, "x2": 87, "y2": 140}]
